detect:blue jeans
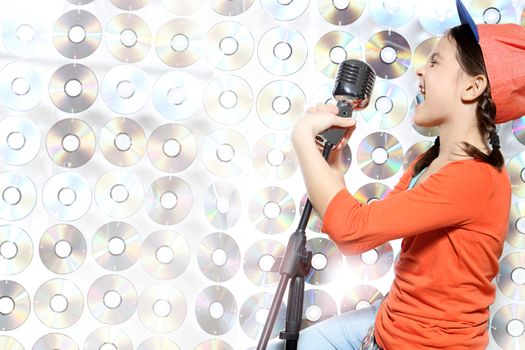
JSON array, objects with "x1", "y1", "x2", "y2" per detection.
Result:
[{"x1": 265, "y1": 297, "x2": 384, "y2": 350}]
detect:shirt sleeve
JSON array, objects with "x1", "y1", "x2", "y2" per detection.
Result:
[{"x1": 321, "y1": 160, "x2": 493, "y2": 254}]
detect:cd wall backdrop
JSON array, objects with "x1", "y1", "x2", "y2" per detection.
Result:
[{"x1": 0, "y1": 0, "x2": 524, "y2": 349}]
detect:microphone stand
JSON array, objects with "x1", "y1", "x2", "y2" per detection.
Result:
[{"x1": 256, "y1": 141, "x2": 333, "y2": 350}]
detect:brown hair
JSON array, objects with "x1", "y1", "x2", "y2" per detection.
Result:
[{"x1": 413, "y1": 24, "x2": 504, "y2": 175}]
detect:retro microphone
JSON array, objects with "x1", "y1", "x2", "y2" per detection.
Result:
[{"x1": 256, "y1": 59, "x2": 376, "y2": 350}]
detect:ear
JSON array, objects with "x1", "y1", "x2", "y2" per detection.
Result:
[{"x1": 461, "y1": 74, "x2": 488, "y2": 102}]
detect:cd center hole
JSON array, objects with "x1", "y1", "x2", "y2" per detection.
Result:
[
  {"x1": 64, "y1": 79, "x2": 82, "y2": 98},
  {"x1": 110, "y1": 184, "x2": 129, "y2": 203},
  {"x1": 516, "y1": 217, "x2": 525, "y2": 234},
  {"x1": 483, "y1": 7, "x2": 501, "y2": 24},
  {"x1": 219, "y1": 90, "x2": 238, "y2": 109},
  {"x1": 372, "y1": 147, "x2": 388, "y2": 165},
  {"x1": 255, "y1": 309, "x2": 269, "y2": 325},
  {"x1": 117, "y1": 80, "x2": 135, "y2": 99},
  {"x1": 520, "y1": 169, "x2": 525, "y2": 183},
  {"x1": 108, "y1": 237, "x2": 126, "y2": 256},
  {"x1": 375, "y1": 96, "x2": 393, "y2": 114},
  {"x1": 104, "y1": 290, "x2": 122, "y2": 309},
  {"x1": 0, "y1": 296, "x2": 15, "y2": 315},
  {"x1": 100, "y1": 344, "x2": 117, "y2": 350},
  {"x1": 217, "y1": 143, "x2": 235, "y2": 162},
  {"x1": 216, "y1": 197, "x2": 230, "y2": 214},
  {"x1": 153, "y1": 299, "x2": 171, "y2": 317},
  {"x1": 272, "y1": 96, "x2": 291, "y2": 114},
  {"x1": 163, "y1": 139, "x2": 181, "y2": 157},
  {"x1": 171, "y1": 33, "x2": 189, "y2": 52},
  {"x1": 55, "y1": 240, "x2": 72, "y2": 258},
  {"x1": 511, "y1": 267, "x2": 525, "y2": 286},
  {"x1": 58, "y1": 187, "x2": 77, "y2": 206},
  {"x1": 507, "y1": 319, "x2": 525, "y2": 338},
  {"x1": 306, "y1": 305, "x2": 322, "y2": 322},
  {"x1": 0, "y1": 241, "x2": 18, "y2": 260},
  {"x1": 329, "y1": 46, "x2": 347, "y2": 64},
  {"x1": 68, "y1": 25, "x2": 86, "y2": 44},
  {"x1": 380, "y1": 46, "x2": 397, "y2": 64},
  {"x1": 274, "y1": 41, "x2": 292, "y2": 61},
  {"x1": 311, "y1": 253, "x2": 327, "y2": 270},
  {"x1": 356, "y1": 300, "x2": 371, "y2": 310},
  {"x1": 361, "y1": 249, "x2": 379, "y2": 265},
  {"x1": 62, "y1": 134, "x2": 80, "y2": 152},
  {"x1": 11, "y1": 77, "x2": 30, "y2": 95},
  {"x1": 114, "y1": 133, "x2": 132, "y2": 151},
  {"x1": 332, "y1": 0, "x2": 350, "y2": 11},
  {"x1": 16, "y1": 24, "x2": 35, "y2": 42},
  {"x1": 2, "y1": 186, "x2": 21, "y2": 205},
  {"x1": 156, "y1": 245, "x2": 174, "y2": 264},
  {"x1": 160, "y1": 191, "x2": 178, "y2": 210},
  {"x1": 209, "y1": 301, "x2": 224, "y2": 319},
  {"x1": 167, "y1": 87, "x2": 187, "y2": 105},
  {"x1": 263, "y1": 201, "x2": 281, "y2": 219},
  {"x1": 267, "y1": 149, "x2": 285, "y2": 166},
  {"x1": 212, "y1": 248, "x2": 227, "y2": 266},
  {"x1": 120, "y1": 28, "x2": 138, "y2": 48},
  {"x1": 50, "y1": 294, "x2": 68, "y2": 313},
  {"x1": 258, "y1": 254, "x2": 276, "y2": 272},
  {"x1": 7, "y1": 132, "x2": 26, "y2": 150},
  {"x1": 219, "y1": 36, "x2": 238, "y2": 55}
]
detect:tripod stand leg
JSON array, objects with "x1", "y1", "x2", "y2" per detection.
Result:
[{"x1": 282, "y1": 276, "x2": 305, "y2": 350}]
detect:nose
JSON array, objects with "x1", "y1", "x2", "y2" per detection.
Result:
[{"x1": 415, "y1": 64, "x2": 425, "y2": 78}]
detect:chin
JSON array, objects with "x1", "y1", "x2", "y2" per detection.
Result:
[{"x1": 413, "y1": 110, "x2": 440, "y2": 128}]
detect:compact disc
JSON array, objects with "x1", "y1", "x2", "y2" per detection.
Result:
[
  {"x1": 368, "y1": 0, "x2": 415, "y2": 27},
  {"x1": 412, "y1": 37, "x2": 439, "y2": 73},
  {"x1": 202, "y1": 128, "x2": 250, "y2": 178},
  {"x1": 0, "y1": 172, "x2": 36, "y2": 221},
  {"x1": 243, "y1": 239, "x2": 285, "y2": 287},
  {"x1": 508, "y1": 201, "x2": 525, "y2": 248},
  {"x1": 408, "y1": 97, "x2": 439, "y2": 136},
  {"x1": 340, "y1": 284, "x2": 384, "y2": 313},
  {"x1": 251, "y1": 133, "x2": 297, "y2": 181},
  {"x1": 39, "y1": 224, "x2": 87, "y2": 275},
  {"x1": 403, "y1": 141, "x2": 432, "y2": 171},
  {"x1": 357, "y1": 132, "x2": 403, "y2": 180},
  {"x1": 162, "y1": 0, "x2": 205, "y2": 15},
  {"x1": 145, "y1": 176, "x2": 192, "y2": 225},
  {"x1": 508, "y1": 151, "x2": 525, "y2": 198},
  {"x1": 100, "y1": 117, "x2": 146, "y2": 167},
  {"x1": 84, "y1": 327, "x2": 132, "y2": 350},
  {"x1": 302, "y1": 289, "x2": 338, "y2": 328},
  {"x1": 497, "y1": 252, "x2": 525, "y2": 300},
  {"x1": 34, "y1": 278, "x2": 83, "y2": 329},
  {"x1": 152, "y1": 71, "x2": 200, "y2": 121},
  {"x1": 256, "y1": 80, "x2": 306, "y2": 130},
  {"x1": 346, "y1": 242, "x2": 394, "y2": 280},
  {"x1": 299, "y1": 194, "x2": 323, "y2": 233},
  {"x1": 204, "y1": 74, "x2": 253, "y2": 124},
  {"x1": 205, "y1": 21, "x2": 253, "y2": 71},
  {"x1": 365, "y1": 30, "x2": 411, "y2": 79},
  {"x1": 137, "y1": 337, "x2": 180, "y2": 350},
  {"x1": 67, "y1": 0, "x2": 94, "y2": 4},
  {"x1": 1, "y1": 11, "x2": 47, "y2": 57},
  {"x1": 138, "y1": 283, "x2": 187, "y2": 333},
  {"x1": 360, "y1": 81, "x2": 407, "y2": 129},
  {"x1": 0, "y1": 225, "x2": 33, "y2": 275},
  {"x1": 261, "y1": 0, "x2": 308, "y2": 20},
  {"x1": 0, "y1": 61, "x2": 43, "y2": 111},
  {"x1": 318, "y1": 0, "x2": 365, "y2": 25},
  {"x1": 111, "y1": 0, "x2": 150, "y2": 11},
  {"x1": 512, "y1": 115, "x2": 525, "y2": 145},
  {"x1": 46, "y1": 118, "x2": 95, "y2": 168},
  {"x1": 0, "y1": 117, "x2": 40, "y2": 166},
  {"x1": 354, "y1": 182, "x2": 392, "y2": 204},
  {"x1": 101, "y1": 65, "x2": 149, "y2": 115},
  {"x1": 0, "y1": 336, "x2": 23, "y2": 350},
  {"x1": 418, "y1": 2, "x2": 460, "y2": 35},
  {"x1": 195, "y1": 339, "x2": 233, "y2": 350},
  {"x1": 248, "y1": 186, "x2": 295, "y2": 234},
  {"x1": 491, "y1": 303, "x2": 525, "y2": 350},
  {"x1": 305, "y1": 237, "x2": 343, "y2": 285},
  {"x1": 95, "y1": 170, "x2": 143, "y2": 218},
  {"x1": 258, "y1": 27, "x2": 307, "y2": 76},
  {"x1": 147, "y1": 123, "x2": 197, "y2": 172},
  {"x1": 42, "y1": 172, "x2": 91, "y2": 221},
  {"x1": 239, "y1": 292, "x2": 285, "y2": 340},
  {"x1": 155, "y1": 18, "x2": 203, "y2": 68},
  {"x1": 204, "y1": 181, "x2": 241, "y2": 230},
  {"x1": 52, "y1": 9, "x2": 102, "y2": 59},
  {"x1": 140, "y1": 230, "x2": 190, "y2": 280},
  {"x1": 92, "y1": 221, "x2": 141, "y2": 271},
  {"x1": 314, "y1": 31, "x2": 362, "y2": 79},
  {"x1": 211, "y1": 0, "x2": 255, "y2": 16},
  {"x1": 87, "y1": 274, "x2": 137, "y2": 325},
  {"x1": 470, "y1": 0, "x2": 517, "y2": 24},
  {"x1": 195, "y1": 285, "x2": 237, "y2": 335},
  {"x1": 33, "y1": 333, "x2": 78, "y2": 350},
  {"x1": 310, "y1": 82, "x2": 337, "y2": 106},
  {"x1": 49, "y1": 63, "x2": 98, "y2": 113},
  {"x1": 198, "y1": 232, "x2": 240, "y2": 282},
  {"x1": 0, "y1": 280, "x2": 30, "y2": 331},
  {"x1": 105, "y1": 13, "x2": 152, "y2": 63}
]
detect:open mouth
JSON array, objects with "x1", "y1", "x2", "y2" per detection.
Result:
[{"x1": 415, "y1": 92, "x2": 425, "y2": 105}]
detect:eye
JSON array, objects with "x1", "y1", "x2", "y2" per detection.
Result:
[{"x1": 428, "y1": 59, "x2": 437, "y2": 67}]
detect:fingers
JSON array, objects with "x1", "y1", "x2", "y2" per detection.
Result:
[{"x1": 306, "y1": 103, "x2": 339, "y2": 114}]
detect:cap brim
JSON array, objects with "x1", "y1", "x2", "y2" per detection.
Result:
[{"x1": 456, "y1": 0, "x2": 479, "y2": 41}]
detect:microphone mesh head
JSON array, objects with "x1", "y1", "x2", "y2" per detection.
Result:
[{"x1": 333, "y1": 59, "x2": 376, "y2": 110}]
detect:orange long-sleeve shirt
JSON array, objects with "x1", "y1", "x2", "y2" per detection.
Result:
[{"x1": 321, "y1": 158, "x2": 511, "y2": 349}]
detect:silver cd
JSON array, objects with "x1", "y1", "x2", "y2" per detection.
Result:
[
  {"x1": 105, "y1": 13, "x2": 152, "y2": 63},
  {"x1": 198, "y1": 232, "x2": 240, "y2": 282},
  {"x1": 360, "y1": 81, "x2": 408, "y2": 129},
  {"x1": 508, "y1": 201, "x2": 525, "y2": 249},
  {"x1": 111, "y1": 0, "x2": 150, "y2": 10},
  {"x1": 162, "y1": 0, "x2": 206, "y2": 15},
  {"x1": 137, "y1": 337, "x2": 180, "y2": 350},
  {"x1": 0, "y1": 280, "x2": 30, "y2": 331},
  {"x1": 49, "y1": 63, "x2": 98, "y2": 113},
  {"x1": 1, "y1": 11, "x2": 47, "y2": 57},
  {"x1": 42, "y1": 172, "x2": 91, "y2": 222},
  {"x1": 261, "y1": 0, "x2": 308, "y2": 20},
  {"x1": 34, "y1": 278, "x2": 84, "y2": 329},
  {"x1": 239, "y1": 292, "x2": 285, "y2": 340},
  {"x1": 256, "y1": 80, "x2": 306, "y2": 130},
  {"x1": 0, "y1": 172, "x2": 36, "y2": 221},
  {"x1": 471, "y1": 0, "x2": 517, "y2": 24},
  {"x1": 0, "y1": 61, "x2": 43, "y2": 111},
  {"x1": 203, "y1": 74, "x2": 253, "y2": 124},
  {"x1": 211, "y1": 0, "x2": 255, "y2": 16},
  {"x1": 138, "y1": 283, "x2": 187, "y2": 333},
  {"x1": 100, "y1": 117, "x2": 146, "y2": 167},
  {"x1": 87, "y1": 274, "x2": 137, "y2": 325},
  {"x1": 67, "y1": 0, "x2": 94, "y2": 4},
  {"x1": 84, "y1": 327, "x2": 133, "y2": 350},
  {"x1": 302, "y1": 288, "x2": 338, "y2": 328},
  {"x1": 418, "y1": 2, "x2": 460, "y2": 35},
  {"x1": 0, "y1": 117, "x2": 40, "y2": 166},
  {"x1": 147, "y1": 123, "x2": 197, "y2": 173},
  {"x1": 152, "y1": 71, "x2": 200, "y2": 121},
  {"x1": 258, "y1": 27, "x2": 307, "y2": 76},
  {"x1": 145, "y1": 176, "x2": 192, "y2": 225},
  {"x1": 46, "y1": 118, "x2": 96, "y2": 168},
  {"x1": 204, "y1": 181, "x2": 242, "y2": 230},
  {"x1": 491, "y1": 303, "x2": 525, "y2": 350},
  {"x1": 248, "y1": 186, "x2": 296, "y2": 234},
  {"x1": 195, "y1": 285, "x2": 237, "y2": 335},
  {"x1": 368, "y1": 0, "x2": 416, "y2": 27},
  {"x1": 155, "y1": 18, "x2": 203, "y2": 68},
  {"x1": 403, "y1": 141, "x2": 433, "y2": 171},
  {"x1": 101, "y1": 65, "x2": 149, "y2": 115},
  {"x1": 497, "y1": 252, "x2": 525, "y2": 300},
  {"x1": 95, "y1": 170, "x2": 144, "y2": 218},
  {"x1": 195, "y1": 339, "x2": 233, "y2": 350},
  {"x1": 357, "y1": 131, "x2": 403, "y2": 180},
  {"x1": 252, "y1": 133, "x2": 298, "y2": 181},
  {"x1": 243, "y1": 239, "x2": 285, "y2": 287},
  {"x1": 0, "y1": 336, "x2": 23, "y2": 350},
  {"x1": 318, "y1": 0, "x2": 365, "y2": 25},
  {"x1": 32, "y1": 333, "x2": 78, "y2": 350},
  {"x1": 346, "y1": 242, "x2": 394, "y2": 280},
  {"x1": 39, "y1": 224, "x2": 87, "y2": 275},
  {"x1": 204, "y1": 21, "x2": 254, "y2": 71},
  {"x1": 0, "y1": 225, "x2": 33, "y2": 275},
  {"x1": 52, "y1": 9, "x2": 102, "y2": 59},
  {"x1": 341, "y1": 284, "x2": 384, "y2": 313},
  {"x1": 140, "y1": 230, "x2": 189, "y2": 280},
  {"x1": 314, "y1": 31, "x2": 362, "y2": 79},
  {"x1": 92, "y1": 221, "x2": 141, "y2": 272},
  {"x1": 354, "y1": 182, "x2": 392, "y2": 204},
  {"x1": 202, "y1": 128, "x2": 250, "y2": 178},
  {"x1": 305, "y1": 237, "x2": 343, "y2": 285}
]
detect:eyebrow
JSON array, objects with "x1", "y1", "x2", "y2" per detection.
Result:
[{"x1": 429, "y1": 52, "x2": 441, "y2": 60}]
